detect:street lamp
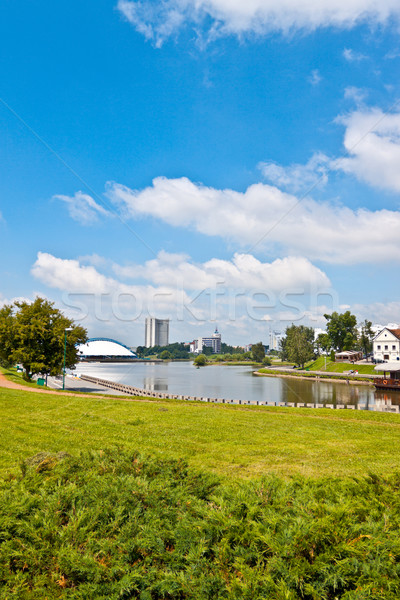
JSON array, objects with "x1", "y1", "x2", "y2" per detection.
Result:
[{"x1": 63, "y1": 327, "x2": 73, "y2": 390}]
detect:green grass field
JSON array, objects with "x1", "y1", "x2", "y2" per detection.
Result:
[{"x1": 1, "y1": 386, "x2": 400, "y2": 481}]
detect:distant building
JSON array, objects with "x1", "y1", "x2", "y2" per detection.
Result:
[
  {"x1": 190, "y1": 327, "x2": 222, "y2": 354},
  {"x1": 269, "y1": 330, "x2": 284, "y2": 351},
  {"x1": 145, "y1": 317, "x2": 169, "y2": 347},
  {"x1": 77, "y1": 338, "x2": 137, "y2": 361},
  {"x1": 335, "y1": 351, "x2": 363, "y2": 363},
  {"x1": 373, "y1": 327, "x2": 400, "y2": 362}
]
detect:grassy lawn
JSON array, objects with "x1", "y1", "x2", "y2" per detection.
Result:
[
  {"x1": 2, "y1": 386, "x2": 400, "y2": 481},
  {"x1": 306, "y1": 356, "x2": 376, "y2": 374}
]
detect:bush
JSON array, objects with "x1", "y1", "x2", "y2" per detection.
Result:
[
  {"x1": 262, "y1": 356, "x2": 272, "y2": 366},
  {"x1": 194, "y1": 354, "x2": 207, "y2": 366},
  {"x1": 2, "y1": 450, "x2": 400, "y2": 599}
]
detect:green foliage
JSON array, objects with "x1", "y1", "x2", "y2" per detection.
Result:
[
  {"x1": 282, "y1": 325, "x2": 315, "y2": 368},
  {"x1": 262, "y1": 356, "x2": 272, "y2": 366},
  {"x1": 194, "y1": 354, "x2": 207, "y2": 366},
  {"x1": 359, "y1": 319, "x2": 374, "y2": 357},
  {"x1": 0, "y1": 304, "x2": 15, "y2": 367},
  {"x1": 220, "y1": 343, "x2": 245, "y2": 354},
  {"x1": 0, "y1": 297, "x2": 87, "y2": 379},
  {"x1": 202, "y1": 345, "x2": 214, "y2": 356},
  {"x1": 324, "y1": 311, "x2": 358, "y2": 352},
  {"x1": 315, "y1": 332, "x2": 331, "y2": 354},
  {"x1": 252, "y1": 342, "x2": 265, "y2": 363},
  {"x1": 159, "y1": 350, "x2": 172, "y2": 360},
  {"x1": 2, "y1": 450, "x2": 400, "y2": 599},
  {"x1": 138, "y1": 343, "x2": 191, "y2": 359}
]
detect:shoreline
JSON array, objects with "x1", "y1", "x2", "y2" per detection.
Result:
[{"x1": 254, "y1": 370, "x2": 374, "y2": 386}]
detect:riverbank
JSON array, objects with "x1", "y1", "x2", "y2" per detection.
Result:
[{"x1": 256, "y1": 368, "x2": 375, "y2": 386}]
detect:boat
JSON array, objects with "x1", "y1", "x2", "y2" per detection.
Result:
[{"x1": 374, "y1": 362, "x2": 400, "y2": 390}]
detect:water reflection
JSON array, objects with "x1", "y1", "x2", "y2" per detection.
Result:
[{"x1": 73, "y1": 362, "x2": 400, "y2": 412}]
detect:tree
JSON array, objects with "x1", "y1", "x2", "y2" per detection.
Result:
[
  {"x1": 0, "y1": 297, "x2": 87, "y2": 379},
  {"x1": 202, "y1": 345, "x2": 214, "y2": 356},
  {"x1": 315, "y1": 333, "x2": 331, "y2": 355},
  {"x1": 160, "y1": 350, "x2": 171, "y2": 360},
  {"x1": 284, "y1": 324, "x2": 315, "y2": 368},
  {"x1": 194, "y1": 354, "x2": 207, "y2": 367},
  {"x1": 252, "y1": 342, "x2": 265, "y2": 363},
  {"x1": 359, "y1": 319, "x2": 374, "y2": 359},
  {"x1": 0, "y1": 305, "x2": 16, "y2": 367},
  {"x1": 279, "y1": 336, "x2": 288, "y2": 361},
  {"x1": 324, "y1": 311, "x2": 357, "y2": 352}
]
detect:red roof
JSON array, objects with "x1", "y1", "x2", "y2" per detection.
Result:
[{"x1": 388, "y1": 329, "x2": 400, "y2": 340}]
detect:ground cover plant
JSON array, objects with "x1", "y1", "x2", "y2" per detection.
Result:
[{"x1": 1, "y1": 449, "x2": 400, "y2": 599}]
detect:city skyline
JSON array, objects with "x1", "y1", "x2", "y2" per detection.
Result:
[{"x1": 1, "y1": 2, "x2": 400, "y2": 345}]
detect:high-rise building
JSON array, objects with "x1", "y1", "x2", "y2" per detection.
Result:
[
  {"x1": 190, "y1": 327, "x2": 222, "y2": 354},
  {"x1": 145, "y1": 317, "x2": 169, "y2": 347}
]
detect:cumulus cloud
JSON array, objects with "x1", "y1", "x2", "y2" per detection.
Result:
[
  {"x1": 107, "y1": 176, "x2": 400, "y2": 264},
  {"x1": 117, "y1": 0, "x2": 400, "y2": 45},
  {"x1": 114, "y1": 250, "x2": 330, "y2": 291},
  {"x1": 31, "y1": 250, "x2": 333, "y2": 342},
  {"x1": 334, "y1": 107, "x2": 400, "y2": 193},
  {"x1": 351, "y1": 301, "x2": 400, "y2": 327},
  {"x1": 54, "y1": 191, "x2": 110, "y2": 225},
  {"x1": 258, "y1": 153, "x2": 329, "y2": 193}
]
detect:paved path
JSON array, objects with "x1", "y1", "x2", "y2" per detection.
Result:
[{"x1": 0, "y1": 372, "x2": 146, "y2": 401}]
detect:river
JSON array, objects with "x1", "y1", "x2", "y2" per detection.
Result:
[{"x1": 72, "y1": 361, "x2": 400, "y2": 412}]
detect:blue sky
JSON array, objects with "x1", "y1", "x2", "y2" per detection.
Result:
[{"x1": 1, "y1": 0, "x2": 400, "y2": 345}]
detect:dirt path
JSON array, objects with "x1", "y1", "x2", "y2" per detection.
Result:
[{"x1": 0, "y1": 372, "x2": 152, "y2": 402}]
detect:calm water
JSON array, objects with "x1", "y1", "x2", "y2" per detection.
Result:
[{"x1": 72, "y1": 361, "x2": 400, "y2": 411}]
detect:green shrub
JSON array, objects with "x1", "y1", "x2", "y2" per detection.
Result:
[{"x1": 1, "y1": 450, "x2": 400, "y2": 598}]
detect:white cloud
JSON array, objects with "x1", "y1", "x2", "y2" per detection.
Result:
[
  {"x1": 114, "y1": 250, "x2": 330, "y2": 291},
  {"x1": 258, "y1": 153, "x2": 329, "y2": 193},
  {"x1": 334, "y1": 107, "x2": 400, "y2": 193},
  {"x1": 108, "y1": 176, "x2": 400, "y2": 264},
  {"x1": 54, "y1": 191, "x2": 110, "y2": 225},
  {"x1": 117, "y1": 0, "x2": 400, "y2": 45},
  {"x1": 308, "y1": 69, "x2": 322, "y2": 86},
  {"x1": 351, "y1": 301, "x2": 400, "y2": 326},
  {"x1": 343, "y1": 48, "x2": 368, "y2": 62},
  {"x1": 344, "y1": 86, "x2": 368, "y2": 104},
  {"x1": 31, "y1": 251, "x2": 333, "y2": 344}
]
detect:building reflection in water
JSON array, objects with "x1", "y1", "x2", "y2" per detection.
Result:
[
  {"x1": 282, "y1": 378, "x2": 376, "y2": 409},
  {"x1": 374, "y1": 390, "x2": 400, "y2": 412}
]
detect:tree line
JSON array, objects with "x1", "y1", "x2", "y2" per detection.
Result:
[
  {"x1": 0, "y1": 297, "x2": 87, "y2": 380},
  {"x1": 280, "y1": 311, "x2": 375, "y2": 368}
]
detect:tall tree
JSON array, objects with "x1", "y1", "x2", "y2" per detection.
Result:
[
  {"x1": 359, "y1": 319, "x2": 374, "y2": 359},
  {"x1": 315, "y1": 332, "x2": 331, "y2": 354},
  {"x1": 324, "y1": 311, "x2": 357, "y2": 352},
  {"x1": 0, "y1": 305, "x2": 15, "y2": 367},
  {"x1": 284, "y1": 324, "x2": 315, "y2": 368},
  {"x1": 251, "y1": 342, "x2": 265, "y2": 363},
  {"x1": 0, "y1": 298, "x2": 87, "y2": 379}
]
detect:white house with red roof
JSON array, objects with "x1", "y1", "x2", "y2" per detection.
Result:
[{"x1": 373, "y1": 328, "x2": 400, "y2": 362}]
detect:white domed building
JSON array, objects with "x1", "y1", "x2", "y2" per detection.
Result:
[{"x1": 77, "y1": 338, "x2": 137, "y2": 361}]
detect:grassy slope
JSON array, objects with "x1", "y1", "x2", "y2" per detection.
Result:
[
  {"x1": 307, "y1": 357, "x2": 376, "y2": 374},
  {"x1": 2, "y1": 387, "x2": 400, "y2": 481}
]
